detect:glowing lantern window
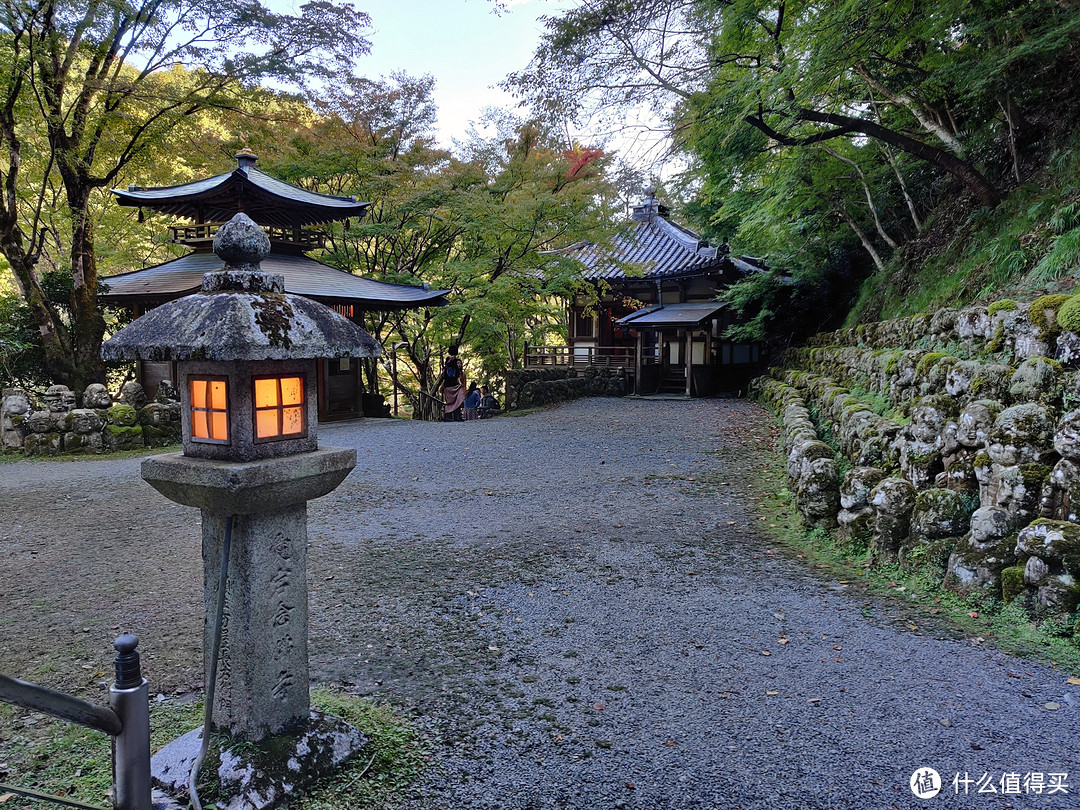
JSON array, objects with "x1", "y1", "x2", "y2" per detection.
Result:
[
  {"x1": 253, "y1": 375, "x2": 307, "y2": 441},
  {"x1": 189, "y1": 377, "x2": 230, "y2": 443}
]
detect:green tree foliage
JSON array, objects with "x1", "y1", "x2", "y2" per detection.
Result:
[
  {"x1": 0, "y1": 0, "x2": 371, "y2": 396},
  {"x1": 516, "y1": 0, "x2": 1080, "y2": 342},
  {"x1": 259, "y1": 76, "x2": 619, "y2": 418}
]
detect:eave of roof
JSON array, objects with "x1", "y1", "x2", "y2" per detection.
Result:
[
  {"x1": 615, "y1": 301, "x2": 728, "y2": 328},
  {"x1": 112, "y1": 168, "x2": 370, "y2": 227},
  {"x1": 99, "y1": 251, "x2": 448, "y2": 310}
]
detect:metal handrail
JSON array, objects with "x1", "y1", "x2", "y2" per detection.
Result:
[
  {"x1": 0, "y1": 675, "x2": 121, "y2": 735},
  {"x1": 0, "y1": 636, "x2": 152, "y2": 810}
]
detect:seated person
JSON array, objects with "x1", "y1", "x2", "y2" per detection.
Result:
[{"x1": 478, "y1": 386, "x2": 501, "y2": 418}]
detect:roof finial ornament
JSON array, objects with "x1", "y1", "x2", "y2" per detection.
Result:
[
  {"x1": 203, "y1": 213, "x2": 281, "y2": 293},
  {"x1": 235, "y1": 147, "x2": 258, "y2": 172}
]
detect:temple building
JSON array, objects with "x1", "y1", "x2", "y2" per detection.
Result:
[
  {"x1": 103, "y1": 149, "x2": 446, "y2": 420},
  {"x1": 530, "y1": 190, "x2": 766, "y2": 397}
]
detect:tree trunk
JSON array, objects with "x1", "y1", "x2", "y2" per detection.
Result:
[
  {"x1": 882, "y1": 143, "x2": 923, "y2": 233},
  {"x1": 836, "y1": 205, "x2": 886, "y2": 271},
  {"x1": 66, "y1": 194, "x2": 107, "y2": 394},
  {"x1": 819, "y1": 145, "x2": 899, "y2": 249},
  {"x1": 746, "y1": 109, "x2": 1003, "y2": 207},
  {"x1": 857, "y1": 68, "x2": 966, "y2": 157},
  {"x1": 1, "y1": 234, "x2": 75, "y2": 384}
]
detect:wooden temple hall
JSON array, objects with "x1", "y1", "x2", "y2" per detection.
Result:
[
  {"x1": 103, "y1": 149, "x2": 446, "y2": 421},
  {"x1": 530, "y1": 190, "x2": 766, "y2": 397}
]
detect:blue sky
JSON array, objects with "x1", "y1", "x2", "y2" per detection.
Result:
[{"x1": 277, "y1": 0, "x2": 571, "y2": 146}]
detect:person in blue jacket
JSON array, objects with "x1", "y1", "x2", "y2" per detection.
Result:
[{"x1": 463, "y1": 381, "x2": 481, "y2": 421}]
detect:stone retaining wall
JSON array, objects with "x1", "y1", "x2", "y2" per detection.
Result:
[
  {"x1": 2, "y1": 381, "x2": 181, "y2": 456},
  {"x1": 753, "y1": 295, "x2": 1080, "y2": 619},
  {"x1": 505, "y1": 366, "x2": 628, "y2": 411}
]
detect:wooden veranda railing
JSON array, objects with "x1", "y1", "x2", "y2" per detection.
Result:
[{"x1": 523, "y1": 344, "x2": 637, "y2": 370}]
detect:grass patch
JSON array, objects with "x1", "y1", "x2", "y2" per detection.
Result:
[
  {"x1": 0, "y1": 689, "x2": 424, "y2": 810},
  {"x1": 0, "y1": 444, "x2": 180, "y2": 464},
  {"x1": 298, "y1": 688, "x2": 427, "y2": 810},
  {"x1": 749, "y1": 450, "x2": 1080, "y2": 674}
]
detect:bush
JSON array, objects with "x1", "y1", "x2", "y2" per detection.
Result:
[{"x1": 1057, "y1": 294, "x2": 1080, "y2": 333}]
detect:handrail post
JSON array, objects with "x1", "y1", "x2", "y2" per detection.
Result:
[{"x1": 109, "y1": 635, "x2": 151, "y2": 810}]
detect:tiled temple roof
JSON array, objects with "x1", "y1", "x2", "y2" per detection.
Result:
[
  {"x1": 558, "y1": 191, "x2": 765, "y2": 282},
  {"x1": 100, "y1": 251, "x2": 447, "y2": 310}
]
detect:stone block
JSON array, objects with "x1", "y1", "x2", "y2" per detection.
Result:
[
  {"x1": 119, "y1": 380, "x2": 147, "y2": 410},
  {"x1": 1015, "y1": 519, "x2": 1080, "y2": 575},
  {"x1": 25, "y1": 410, "x2": 59, "y2": 433},
  {"x1": 104, "y1": 424, "x2": 145, "y2": 451},
  {"x1": 67, "y1": 408, "x2": 104, "y2": 434},
  {"x1": 912, "y1": 488, "x2": 972, "y2": 543},
  {"x1": 82, "y1": 383, "x2": 112, "y2": 409},
  {"x1": 23, "y1": 431, "x2": 61, "y2": 456},
  {"x1": 870, "y1": 478, "x2": 916, "y2": 561},
  {"x1": 63, "y1": 431, "x2": 103, "y2": 454}
]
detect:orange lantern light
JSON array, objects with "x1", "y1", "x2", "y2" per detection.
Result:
[
  {"x1": 253, "y1": 375, "x2": 307, "y2": 441},
  {"x1": 189, "y1": 377, "x2": 230, "y2": 443}
]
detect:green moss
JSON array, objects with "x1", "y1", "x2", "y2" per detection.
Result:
[
  {"x1": 1001, "y1": 565, "x2": 1026, "y2": 604},
  {"x1": 1029, "y1": 294, "x2": 1073, "y2": 340},
  {"x1": 106, "y1": 403, "x2": 138, "y2": 427},
  {"x1": 1057, "y1": 294, "x2": 1080, "y2": 333},
  {"x1": 986, "y1": 323, "x2": 1006, "y2": 353},
  {"x1": 884, "y1": 352, "x2": 901, "y2": 375},
  {"x1": 988, "y1": 299, "x2": 1019, "y2": 316},
  {"x1": 1020, "y1": 463, "x2": 1052, "y2": 489},
  {"x1": 973, "y1": 452, "x2": 991, "y2": 469},
  {"x1": 915, "y1": 351, "x2": 949, "y2": 376}
]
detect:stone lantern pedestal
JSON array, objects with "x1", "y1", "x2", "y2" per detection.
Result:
[
  {"x1": 102, "y1": 214, "x2": 382, "y2": 810},
  {"x1": 143, "y1": 447, "x2": 354, "y2": 740}
]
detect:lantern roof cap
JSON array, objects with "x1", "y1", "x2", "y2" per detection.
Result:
[{"x1": 102, "y1": 214, "x2": 381, "y2": 363}]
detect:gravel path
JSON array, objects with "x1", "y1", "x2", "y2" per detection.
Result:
[{"x1": 1, "y1": 397, "x2": 1077, "y2": 809}]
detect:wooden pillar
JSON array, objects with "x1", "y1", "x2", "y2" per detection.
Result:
[
  {"x1": 684, "y1": 329, "x2": 692, "y2": 398},
  {"x1": 634, "y1": 330, "x2": 643, "y2": 396}
]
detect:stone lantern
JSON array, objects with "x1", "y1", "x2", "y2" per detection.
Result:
[{"x1": 102, "y1": 213, "x2": 380, "y2": 807}]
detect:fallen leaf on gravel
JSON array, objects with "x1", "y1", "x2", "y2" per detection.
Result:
[
  {"x1": 908, "y1": 624, "x2": 918, "y2": 631},
  {"x1": 664, "y1": 741, "x2": 679, "y2": 747},
  {"x1": 970, "y1": 742, "x2": 984, "y2": 751},
  {"x1": 1067, "y1": 677, "x2": 1080, "y2": 686},
  {"x1": 778, "y1": 637, "x2": 790, "y2": 644},
  {"x1": 766, "y1": 690, "x2": 779, "y2": 696},
  {"x1": 593, "y1": 703, "x2": 606, "y2": 711},
  {"x1": 807, "y1": 698, "x2": 821, "y2": 703},
  {"x1": 832, "y1": 644, "x2": 842, "y2": 651},
  {"x1": 1006, "y1": 671, "x2": 1021, "y2": 679},
  {"x1": 761, "y1": 650, "x2": 771, "y2": 656},
  {"x1": 487, "y1": 646, "x2": 500, "y2": 652}
]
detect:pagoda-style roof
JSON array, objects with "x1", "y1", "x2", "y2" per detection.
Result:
[
  {"x1": 100, "y1": 251, "x2": 448, "y2": 311},
  {"x1": 559, "y1": 191, "x2": 765, "y2": 283},
  {"x1": 112, "y1": 150, "x2": 369, "y2": 228}
]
